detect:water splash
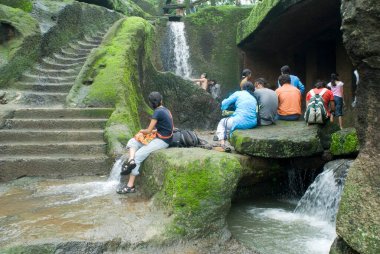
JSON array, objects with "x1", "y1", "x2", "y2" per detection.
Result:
[
  {"x1": 167, "y1": 22, "x2": 192, "y2": 78},
  {"x1": 33, "y1": 158, "x2": 124, "y2": 205},
  {"x1": 294, "y1": 159, "x2": 352, "y2": 223}
]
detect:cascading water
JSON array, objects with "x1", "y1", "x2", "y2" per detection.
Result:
[
  {"x1": 228, "y1": 159, "x2": 353, "y2": 254},
  {"x1": 162, "y1": 22, "x2": 192, "y2": 78}
]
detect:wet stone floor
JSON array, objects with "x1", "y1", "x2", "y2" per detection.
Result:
[{"x1": 0, "y1": 175, "x2": 169, "y2": 249}]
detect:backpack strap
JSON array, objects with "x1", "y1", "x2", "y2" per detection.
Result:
[
  {"x1": 319, "y1": 88, "x2": 328, "y2": 96},
  {"x1": 310, "y1": 89, "x2": 315, "y2": 96}
]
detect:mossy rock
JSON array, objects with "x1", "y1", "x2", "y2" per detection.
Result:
[
  {"x1": 0, "y1": 0, "x2": 32, "y2": 12},
  {"x1": 330, "y1": 128, "x2": 359, "y2": 156},
  {"x1": 230, "y1": 120, "x2": 324, "y2": 158},
  {"x1": 0, "y1": 4, "x2": 41, "y2": 86},
  {"x1": 139, "y1": 148, "x2": 243, "y2": 238},
  {"x1": 183, "y1": 6, "x2": 252, "y2": 96},
  {"x1": 335, "y1": 157, "x2": 380, "y2": 253}
]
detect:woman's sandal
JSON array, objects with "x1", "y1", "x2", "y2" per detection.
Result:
[
  {"x1": 116, "y1": 184, "x2": 136, "y2": 194},
  {"x1": 120, "y1": 159, "x2": 136, "y2": 175},
  {"x1": 213, "y1": 145, "x2": 232, "y2": 153}
]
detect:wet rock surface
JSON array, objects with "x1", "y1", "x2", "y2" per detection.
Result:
[{"x1": 230, "y1": 121, "x2": 329, "y2": 158}]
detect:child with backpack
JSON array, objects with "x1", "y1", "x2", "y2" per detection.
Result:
[{"x1": 305, "y1": 81, "x2": 335, "y2": 124}]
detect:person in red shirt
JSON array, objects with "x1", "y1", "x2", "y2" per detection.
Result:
[{"x1": 306, "y1": 81, "x2": 336, "y2": 118}]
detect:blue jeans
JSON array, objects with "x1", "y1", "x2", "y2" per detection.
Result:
[
  {"x1": 334, "y1": 96, "x2": 343, "y2": 116},
  {"x1": 277, "y1": 114, "x2": 300, "y2": 121},
  {"x1": 126, "y1": 138, "x2": 169, "y2": 176}
]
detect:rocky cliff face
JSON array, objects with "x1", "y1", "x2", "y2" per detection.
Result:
[{"x1": 331, "y1": 0, "x2": 380, "y2": 253}]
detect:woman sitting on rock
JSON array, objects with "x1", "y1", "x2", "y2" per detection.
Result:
[
  {"x1": 117, "y1": 92, "x2": 174, "y2": 194},
  {"x1": 214, "y1": 81, "x2": 258, "y2": 151}
]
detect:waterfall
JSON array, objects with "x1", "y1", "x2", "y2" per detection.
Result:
[
  {"x1": 164, "y1": 22, "x2": 192, "y2": 78},
  {"x1": 294, "y1": 159, "x2": 353, "y2": 223}
]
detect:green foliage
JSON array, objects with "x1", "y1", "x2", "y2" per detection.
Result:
[
  {"x1": 330, "y1": 128, "x2": 359, "y2": 156},
  {"x1": 0, "y1": 0, "x2": 33, "y2": 12}
]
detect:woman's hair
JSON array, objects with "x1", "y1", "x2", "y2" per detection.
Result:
[
  {"x1": 278, "y1": 74, "x2": 291, "y2": 86},
  {"x1": 241, "y1": 69, "x2": 252, "y2": 79},
  {"x1": 315, "y1": 80, "x2": 326, "y2": 89},
  {"x1": 242, "y1": 81, "x2": 255, "y2": 96},
  {"x1": 254, "y1": 77, "x2": 267, "y2": 87},
  {"x1": 331, "y1": 73, "x2": 339, "y2": 87},
  {"x1": 148, "y1": 91, "x2": 163, "y2": 109}
]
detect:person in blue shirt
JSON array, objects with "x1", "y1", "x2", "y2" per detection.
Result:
[
  {"x1": 278, "y1": 65, "x2": 305, "y2": 94},
  {"x1": 214, "y1": 81, "x2": 258, "y2": 150}
]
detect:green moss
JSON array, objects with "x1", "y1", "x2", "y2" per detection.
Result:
[
  {"x1": 2, "y1": 244, "x2": 55, "y2": 254},
  {"x1": 141, "y1": 149, "x2": 243, "y2": 238},
  {"x1": 67, "y1": 17, "x2": 154, "y2": 155},
  {"x1": 0, "y1": 4, "x2": 40, "y2": 86},
  {"x1": 330, "y1": 128, "x2": 360, "y2": 156},
  {"x1": 0, "y1": 0, "x2": 33, "y2": 12},
  {"x1": 236, "y1": 0, "x2": 280, "y2": 44}
]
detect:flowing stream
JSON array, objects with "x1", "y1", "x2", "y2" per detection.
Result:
[
  {"x1": 228, "y1": 159, "x2": 352, "y2": 254},
  {"x1": 163, "y1": 22, "x2": 192, "y2": 78}
]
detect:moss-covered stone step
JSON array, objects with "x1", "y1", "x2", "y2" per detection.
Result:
[
  {"x1": 40, "y1": 59, "x2": 81, "y2": 70},
  {"x1": 6, "y1": 91, "x2": 68, "y2": 106},
  {"x1": 52, "y1": 53, "x2": 88, "y2": 64},
  {"x1": 14, "y1": 82, "x2": 73, "y2": 93},
  {"x1": 230, "y1": 120, "x2": 325, "y2": 158},
  {"x1": 21, "y1": 73, "x2": 77, "y2": 83}
]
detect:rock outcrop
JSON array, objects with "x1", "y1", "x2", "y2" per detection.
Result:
[
  {"x1": 331, "y1": 0, "x2": 380, "y2": 253},
  {"x1": 330, "y1": 128, "x2": 359, "y2": 157},
  {"x1": 230, "y1": 121, "x2": 338, "y2": 158}
]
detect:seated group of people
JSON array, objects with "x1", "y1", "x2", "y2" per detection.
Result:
[{"x1": 214, "y1": 65, "x2": 337, "y2": 149}]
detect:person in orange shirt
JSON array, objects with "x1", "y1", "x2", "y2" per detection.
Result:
[{"x1": 275, "y1": 74, "x2": 302, "y2": 121}]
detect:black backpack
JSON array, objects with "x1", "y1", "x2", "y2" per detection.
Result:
[{"x1": 170, "y1": 129, "x2": 202, "y2": 148}]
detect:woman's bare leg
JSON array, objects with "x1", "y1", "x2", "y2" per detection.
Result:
[{"x1": 338, "y1": 116, "x2": 343, "y2": 129}]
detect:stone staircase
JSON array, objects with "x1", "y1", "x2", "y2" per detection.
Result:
[{"x1": 0, "y1": 30, "x2": 115, "y2": 181}]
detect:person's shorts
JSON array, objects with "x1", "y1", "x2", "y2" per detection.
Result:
[{"x1": 334, "y1": 96, "x2": 343, "y2": 117}]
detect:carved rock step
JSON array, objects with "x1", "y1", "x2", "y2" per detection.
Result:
[
  {"x1": 61, "y1": 48, "x2": 90, "y2": 58},
  {"x1": 21, "y1": 73, "x2": 77, "y2": 83},
  {"x1": 14, "y1": 82, "x2": 72, "y2": 92},
  {"x1": 10, "y1": 91, "x2": 68, "y2": 106},
  {"x1": 12, "y1": 108, "x2": 113, "y2": 119},
  {"x1": 33, "y1": 66, "x2": 77, "y2": 75},
  {"x1": 0, "y1": 129, "x2": 105, "y2": 142},
  {"x1": 4, "y1": 118, "x2": 108, "y2": 129},
  {"x1": 52, "y1": 53, "x2": 87, "y2": 64},
  {"x1": 0, "y1": 142, "x2": 107, "y2": 156},
  {"x1": 40, "y1": 59, "x2": 81, "y2": 70},
  {"x1": 0, "y1": 155, "x2": 112, "y2": 181}
]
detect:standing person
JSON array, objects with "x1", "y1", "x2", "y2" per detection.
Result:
[
  {"x1": 327, "y1": 73, "x2": 344, "y2": 129},
  {"x1": 214, "y1": 81, "x2": 258, "y2": 151},
  {"x1": 240, "y1": 69, "x2": 252, "y2": 89},
  {"x1": 278, "y1": 65, "x2": 305, "y2": 94},
  {"x1": 253, "y1": 78, "x2": 278, "y2": 125},
  {"x1": 117, "y1": 92, "x2": 174, "y2": 194},
  {"x1": 306, "y1": 81, "x2": 335, "y2": 123},
  {"x1": 208, "y1": 79, "x2": 222, "y2": 101},
  {"x1": 275, "y1": 74, "x2": 302, "y2": 121},
  {"x1": 192, "y1": 73, "x2": 208, "y2": 91}
]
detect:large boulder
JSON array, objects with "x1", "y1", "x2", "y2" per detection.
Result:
[
  {"x1": 229, "y1": 121, "x2": 339, "y2": 158},
  {"x1": 138, "y1": 148, "x2": 280, "y2": 238}
]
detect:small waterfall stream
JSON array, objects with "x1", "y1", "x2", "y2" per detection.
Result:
[
  {"x1": 228, "y1": 159, "x2": 353, "y2": 254},
  {"x1": 162, "y1": 22, "x2": 192, "y2": 78}
]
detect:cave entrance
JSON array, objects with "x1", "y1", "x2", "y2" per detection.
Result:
[
  {"x1": 0, "y1": 22, "x2": 17, "y2": 45},
  {"x1": 238, "y1": 0, "x2": 355, "y2": 123}
]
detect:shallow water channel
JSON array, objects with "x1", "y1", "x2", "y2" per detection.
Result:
[{"x1": 228, "y1": 197, "x2": 336, "y2": 254}]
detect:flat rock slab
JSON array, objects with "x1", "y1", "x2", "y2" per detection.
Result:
[
  {"x1": 230, "y1": 120, "x2": 324, "y2": 158},
  {"x1": 0, "y1": 175, "x2": 170, "y2": 253}
]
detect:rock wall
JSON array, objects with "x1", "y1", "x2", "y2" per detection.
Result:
[
  {"x1": 0, "y1": 0, "x2": 122, "y2": 87},
  {"x1": 67, "y1": 17, "x2": 220, "y2": 155},
  {"x1": 331, "y1": 0, "x2": 380, "y2": 253}
]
